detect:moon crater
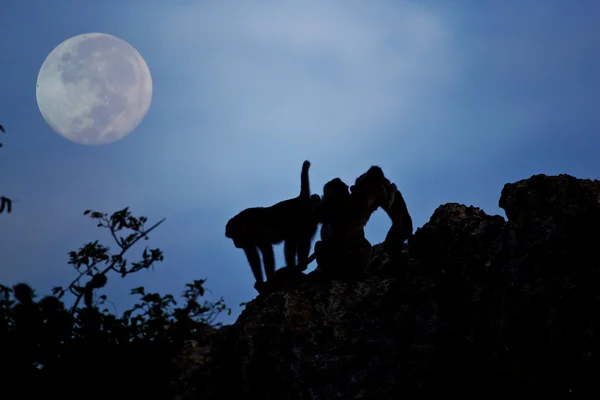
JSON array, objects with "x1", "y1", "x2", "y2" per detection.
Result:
[{"x1": 36, "y1": 33, "x2": 152, "y2": 145}]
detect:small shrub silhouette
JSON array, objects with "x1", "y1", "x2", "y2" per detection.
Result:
[{"x1": 1, "y1": 206, "x2": 230, "y2": 398}]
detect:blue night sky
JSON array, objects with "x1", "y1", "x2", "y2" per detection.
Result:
[{"x1": 0, "y1": 1, "x2": 598, "y2": 323}]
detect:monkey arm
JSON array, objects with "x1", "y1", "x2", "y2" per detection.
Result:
[
  {"x1": 381, "y1": 188, "x2": 413, "y2": 259},
  {"x1": 243, "y1": 246, "x2": 264, "y2": 284}
]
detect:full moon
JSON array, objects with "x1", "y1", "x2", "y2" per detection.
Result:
[{"x1": 36, "y1": 33, "x2": 152, "y2": 145}]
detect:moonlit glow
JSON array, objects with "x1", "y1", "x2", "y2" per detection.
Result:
[{"x1": 36, "y1": 33, "x2": 153, "y2": 145}]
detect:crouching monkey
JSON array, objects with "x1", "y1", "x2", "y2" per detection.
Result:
[{"x1": 312, "y1": 174, "x2": 392, "y2": 277}]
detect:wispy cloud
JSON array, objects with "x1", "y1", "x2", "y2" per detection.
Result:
[{"x1": 146, "y1": 1, "x2": 457, "y2": 205}]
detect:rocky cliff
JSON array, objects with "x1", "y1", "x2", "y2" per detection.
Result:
[{"x1": 171, "y1": 174, "x2": 600, "y2": 399}]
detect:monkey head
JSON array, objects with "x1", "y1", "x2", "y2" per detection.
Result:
[
  {"x1": 317, "y1": 178, "x2": 350, "y2": 219},
  {"x1": 350, "y1": 166, "x2": 384, "y2": 194},
  {"x1": 225, "y1": 211, "x2": 253, "y2": 248},
  {"x1": 323, "y1": 178, "x2": 349, "y2": 200}
]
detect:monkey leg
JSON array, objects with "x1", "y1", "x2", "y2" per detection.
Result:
[
  {"x1": 259, "y1": 244, "x2": 276, "y2": 282},
  {"x1": 243, "y1": 246, "x2": 264, "y2": 290},
  {"x1": 283, "y1": 240, "x2": 297, "y2": 271},
  {"x1": 295, "y1": 236, "x2": 312, "y2": 272},
  {"x1": 318, "y1": 235, "x2": 372, "y2": 277}
]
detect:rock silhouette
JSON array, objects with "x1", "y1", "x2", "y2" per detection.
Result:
[{"x1": 171, "y1": 173, "x2": 600, "y2": 400}]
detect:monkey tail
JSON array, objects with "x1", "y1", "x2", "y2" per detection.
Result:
[{"x1": 300, "y1": 160, "x2": 311, "y2": 199}]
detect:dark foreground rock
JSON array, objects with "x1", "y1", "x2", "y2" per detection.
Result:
[{"x1": 171, "y1": 174, "x2": 600, "y2": 400}]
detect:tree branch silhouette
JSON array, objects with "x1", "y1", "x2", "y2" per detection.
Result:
[{"x1": 0, "y1": 123, "x2": 12, "y2": 215}]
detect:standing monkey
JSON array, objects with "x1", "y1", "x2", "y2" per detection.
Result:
[{"x1": 225, "y1": 161, "x2": 320, "y2": 293}]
